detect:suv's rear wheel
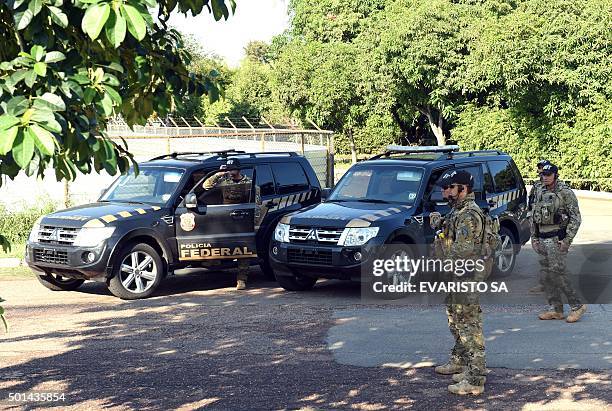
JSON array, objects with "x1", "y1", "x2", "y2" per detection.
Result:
[
  {"x1": 492, "y1": 227, "x2": 517, "y2": 277},
  {"x1": 108, "y1": 243, "x2": 163, "y2": 299},
  {"x1": 276, "y1": 273, "x2": 318, "y2": 291},
  {"x1": 36, "y1": 273, "x2": 84, "y2": 291}
]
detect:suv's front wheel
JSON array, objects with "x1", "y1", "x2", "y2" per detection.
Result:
[
  {"x1": 36, "y1": 273, "x2": 85, "y2": 291},
  {"x1": 108, "y1": 243, "x2": 164, "y2": 299},
  {"x1": 492, "y1": 227, "x2": 517, "y2": 277},
  {"x1": 276, "y1": 273, "x2": 317, "y2": 291}
]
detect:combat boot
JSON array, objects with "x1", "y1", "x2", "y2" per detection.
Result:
[
  {"x1": 434, "y1": 361, "x2": 465, "y2": 375},
  {"x1": 528, "y1": 284, "x2": 544, "y2": 294},
  {"x1": 448, "y1": 380, "x2": 484, "y2": 395},
  {"x1": 566, "y1": 305, "x2": 587, "y2": 323},
  {"x1": 538, "y1": 310, "x2": 564, "y2": 320},
  {"x1": 236, "y1": 280, "x2": 246, "y2": 290},
  {"x1": 452, "y1": 372, "x2": 487, "y2": 384}
]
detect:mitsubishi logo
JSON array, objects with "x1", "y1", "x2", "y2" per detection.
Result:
[
  {"x1": 49, "y1": 228, "x2": 60, "y2": 242},
  {"x1": 305, "y1": 229, "x2": 317, "y2": 241}
]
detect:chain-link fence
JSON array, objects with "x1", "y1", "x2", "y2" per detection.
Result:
[{"x1": 0, "y1": 117, "x2": 335, "y2": 209}]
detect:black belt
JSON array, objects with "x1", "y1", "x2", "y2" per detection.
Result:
[{"x1": 538, "y1": 230, "x2": 562, "y2": 239}]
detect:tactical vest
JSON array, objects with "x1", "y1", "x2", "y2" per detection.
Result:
[{"x1": 532, "y1": 190, "x2": 563, "y2": 226}]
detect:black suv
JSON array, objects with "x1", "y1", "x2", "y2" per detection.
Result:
[
  {"x1": 25, "y1": 150, "x2": 322, "y2": 299},
  {"x1": 269, "y1": 145, "x2": 530, "y2": 291}
]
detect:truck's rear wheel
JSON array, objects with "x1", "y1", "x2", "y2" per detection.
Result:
[
  {"x1": 276, "y1": 274, "x2": 317, "y2": 291},
  {"x1": 36, "y1": 273, "x2": 84, "y2": 291},
  {"x1": 108, "y1": 243, "x2": 163, "y2": 299}
]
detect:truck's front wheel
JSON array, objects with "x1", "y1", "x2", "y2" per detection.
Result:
[
  {"x1": 108, "y1": 243, "x2": 163, "y2": 299},
  {"x1": 276, "y1": 274, "x2": 317, "y2": 291},
  {"x1": 36, "y1": 273, "x2": 84, "y2": 291}
]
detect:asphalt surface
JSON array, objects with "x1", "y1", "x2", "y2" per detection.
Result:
[{"x1": 0, "y1": 198, "x2": 610, "y2": 410}]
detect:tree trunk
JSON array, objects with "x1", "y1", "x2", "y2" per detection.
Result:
[
  {"x1": 419, "y1": 106, "x2": 447, "y2": 146},
  {"x1": 347, "y1": 128, "x2": 357, "y2": 164}
]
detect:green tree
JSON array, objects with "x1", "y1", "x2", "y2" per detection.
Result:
[{"x1": 0, "y1": 0, "x2": 236, "y2": 252}]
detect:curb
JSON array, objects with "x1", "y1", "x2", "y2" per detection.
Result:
[
  {"x1": 526, "y1": 185, "x2": 612, "y2": 201},
  {"x1": 0, "y1": 258, "x2": 23, "y2": 268},
  {"x1": 574, "y1": 189, "x2": 612, "y2": 200}
]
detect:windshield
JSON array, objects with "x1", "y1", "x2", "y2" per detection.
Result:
[
  {"x1": 329, "y1": 165, "x2": 424, "y2": 205},
  {"x1": 100, "y1": 167, "x2": 185, "y2": 205}
]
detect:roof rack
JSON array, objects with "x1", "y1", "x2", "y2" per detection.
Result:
[
  {"x1": 149, "y1": 150, "x2": 246, "y2": 161},
  {"x1": 447, "y1": 150, "x2": 505, "y2": 158},
  {"x1": 149, "y1": 150, "x2": 300, "y2": 162},
  {"x1": 370, "y1": 145, "x2": 460, "y2": 160},
  {"x1": 216, "y1": 152, "x2": 299, "y2": 159}
]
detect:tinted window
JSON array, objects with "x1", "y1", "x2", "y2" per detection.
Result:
[
  {"x1": 488, "y1": 160, "x2": 518, "y2": 192},
  {"x1": 256, "y1": 165, "x2": 276, "y2": 196},
  {"x1": 330, "y1": 165, "x2": 423, "y2": 204},
  {"x1": 271, "y1": 163, "x2": 309, "y2": 195},
  {"x1": 427, "y1": 165, "x2": 483, "y2": 201}
]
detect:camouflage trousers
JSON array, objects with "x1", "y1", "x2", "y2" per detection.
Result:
[
  {"x1": 539, "y1": 237, "x2": 581, "y2": 312},
  {"x1": 234, "y1": 259, "x2": 250, "y2": 282},
  {"x1": 445, "y1": 292, "x2": 486, "y2": 386}
]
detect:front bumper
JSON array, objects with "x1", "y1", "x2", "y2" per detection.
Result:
[
  {"x1": 25, "y1": 241, "x2": 112, "y2": 280},
  {"x1": 269, "y1": 240, "x2": 384, "y2": 281}
]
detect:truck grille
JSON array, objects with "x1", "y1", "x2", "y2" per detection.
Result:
[
  {"x1": 33, "y1": 249, "x2": 69, "y2": 265},
  {"x1": 37, "y1": 226, "x2": 79, "y2": 245},
  {"x1": 287, "y1": 249, "x2": 333, "y2": 265},
  {"x1": 288, "y1": 226, "x2": 343, "y2": 244}
]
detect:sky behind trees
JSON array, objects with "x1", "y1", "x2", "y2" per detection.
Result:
[{"x1": 168, "y1": 0, "x2": 289, "y2": 66}]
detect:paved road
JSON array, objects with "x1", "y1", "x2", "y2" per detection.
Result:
[{"x1": 0, "y1": 198, "x2": 610, "y2": 410}]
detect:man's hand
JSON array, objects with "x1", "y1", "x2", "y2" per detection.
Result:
[
  {"x1": 531, "y1": 239, "x2": 541, "y2": 253},
  {"x1": 558, "y1": 241, "x2": 570, "y2": 253}
]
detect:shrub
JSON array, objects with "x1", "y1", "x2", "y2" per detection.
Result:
[{"x1": 0, "y1": 200, "x2": 58, "y2": 247}]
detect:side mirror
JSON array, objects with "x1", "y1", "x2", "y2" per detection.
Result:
[
  {"x1": 321, "y1": 187, "x2": 332, "y2": 201},
  {"x1": 185, "y1": 193, "x2": 197, "y2": 209}
]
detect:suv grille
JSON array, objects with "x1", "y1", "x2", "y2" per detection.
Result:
[
  {"x1": 33, "y1": 249, "x2": 69, "y2": 265},
  {"x1": 37, "y1": 226, "x2": 79, "y2": 245},
  {"x1": 287, "y1": 249, "x2": 332, "y2": 265},
  {"x1": 289, "y1": 226, "x2": 343, "y2": 244}
]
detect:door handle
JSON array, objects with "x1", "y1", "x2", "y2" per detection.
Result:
[{"x1": 230, "y1": 210, "x2": 246, "y2": 218}]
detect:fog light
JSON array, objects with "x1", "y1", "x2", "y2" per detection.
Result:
[
  {"x1": 354, "y1": 251, "x2": 362, "y2": 261},
  {"x1": 82, "y1": 252, "x2": 96, "y2": 263},
  {"x1": 272, "y1": 246, "x2": 279, "y2": 255}
]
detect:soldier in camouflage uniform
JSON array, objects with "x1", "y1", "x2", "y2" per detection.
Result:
[
  {"x1": 433, "y1": 170, "x2": 487, "y2": 396},
  {"x1": 528, "y1": 159, "x2": 551, "y2": 294},
  {"x1": 530, "y1": 164, "x2": 586, "y2": 322},
  {"x1": 203, "y1": 158, "x2": 253, "y2": 290}
]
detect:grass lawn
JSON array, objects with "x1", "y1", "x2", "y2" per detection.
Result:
[
  {"x1": 0, "y1": 243, "x2": 25, "y2": 259},
  {"x1": 0, "y1": 266, "x2": 34, "y2": 280}
]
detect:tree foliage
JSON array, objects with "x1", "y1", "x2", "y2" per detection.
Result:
[
  {"x1": 0, "y1": 0, "x2": 236, "y2": 252},
  {"x1": 271, "y1": 0, "x2": 611, "y2": 185}
]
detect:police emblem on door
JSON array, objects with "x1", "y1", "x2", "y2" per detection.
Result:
[{"x1": 180, "y1": 213, "x2": 196, "y2": 232}]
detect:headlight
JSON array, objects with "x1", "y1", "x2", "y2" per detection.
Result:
[
  {"x1": 338, "y1": 227, "x2": 379, "y2": 246},
  {"x1": 74, "y1": 227, "x2": 116, "y2": 247},
  {"x1": 274, "y1": 223, "x2": 290, "y2": 243},
  {"x1": 28, "y1": 217, "x2": 43, "y2": 243}
]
